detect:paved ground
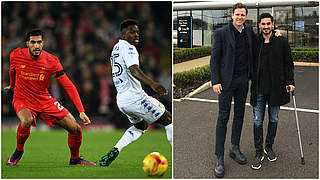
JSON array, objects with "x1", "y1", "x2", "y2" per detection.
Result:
[
  {"x1": 173, "y1": 56, "x2": 210, "y2": 73},
  {"x1": 173, "y1": 66, "x2": 318, "y2": 178}
]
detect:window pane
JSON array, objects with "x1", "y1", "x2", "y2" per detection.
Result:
[
  {"x1": 273, "y1": 6, "x2": 293, "y2": 45},
  {"x1": 294, "y1": 6, "x2": 319, "y2": 47}
]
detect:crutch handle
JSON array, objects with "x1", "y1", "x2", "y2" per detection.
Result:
[{"x1": 287, "y1": 86, "x2": 295, "y2": 95}]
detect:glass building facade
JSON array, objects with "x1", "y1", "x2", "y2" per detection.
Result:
[{"x1": 173, "y1": 3, "x2": 319, "y2": 48}]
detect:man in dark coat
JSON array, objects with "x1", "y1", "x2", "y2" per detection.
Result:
[
  {"x1": 210, "y1": 3, "x2": 254, "y2": 178},
  {"x1": 250, "y1": 13, "x2": 295, "y2": 170}
]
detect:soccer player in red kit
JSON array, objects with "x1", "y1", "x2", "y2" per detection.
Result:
[{"x1": 5, "y1": 29, "x2": 95, "y2": 166}]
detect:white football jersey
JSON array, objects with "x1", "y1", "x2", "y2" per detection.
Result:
[{"x1": 110, "y1": 39, "x2": 145, "y2": 105}]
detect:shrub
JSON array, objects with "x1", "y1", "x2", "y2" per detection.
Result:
[
  {"x1": 174, "y1": 46, "x2": 211, "y2": 64},
  {"x1": 292, "y1": 51, "x2": 319, "y2": 62},
  {"x1": 174, "y1": 65, "x2": 210, "y2": 87},
  {"x1": 292, "y1": 48, "x2": 318, "y2": 52},
  {"x1": 174, "y1": 47, "x2": 318, "y2": 63}
]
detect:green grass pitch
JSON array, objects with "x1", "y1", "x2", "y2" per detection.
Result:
[{"x1": 2, "y1": 129, "x2": 172, "y2": 178}]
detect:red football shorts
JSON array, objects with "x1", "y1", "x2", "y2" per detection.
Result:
[{"x1": 13, "y1": 97, "x2": 70, "y2": 127}]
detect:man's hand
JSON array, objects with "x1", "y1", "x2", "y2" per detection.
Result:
[
  {"x1": 286, "y1": 85, "x2": 295, "y2": 92},
  {"x1": 79, "y1": 112, "x2": 91, "y2": 125},
  {"x1": 212, "y1": 84, "x2": 222, "y2": 94},
  {"x1": 275, "y1": 30, "x2": 282, "y2": 37},
  {"x1": 129, "y1": 65, "x2": 168, "y2": 95},
  {"x1": 151, "y1": 82, "x2": 168, "y2": 95},
  {"x1": 4, "y1": 85, "x2": 13, "y2": 90}
]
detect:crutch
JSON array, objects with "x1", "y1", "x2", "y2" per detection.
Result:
[{"x1": 288, "y1": 86, "x2": 305, "y2": 165}]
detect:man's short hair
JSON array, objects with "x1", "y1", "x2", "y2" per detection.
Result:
[
  {"x1": 26, "y1": 29, "x2": 44, "y2": 42},
  {"x1": 258, "y1": 13, "x2": 274, "y2": 23},
  {"x1": 120, "y1": 19, "x2": 138, "y2": 32},
  {"x1": 232, "y1": 3, "x2": 248, "y2": 15}
]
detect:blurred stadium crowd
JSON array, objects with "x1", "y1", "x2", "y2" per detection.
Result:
[{"x1": 2, "y1": 2, "x2": 172, "y2": 128}]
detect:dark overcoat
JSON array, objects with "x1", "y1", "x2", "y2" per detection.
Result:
[
  {"x1": 250, "y1": 32, "x2": 295, "y2": 107},
  {"x1": 210, "y1": 21, "x2": 254, "y2": 90}
]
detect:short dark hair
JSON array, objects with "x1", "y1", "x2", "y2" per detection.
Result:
[
  {"x1": 258, "y1": 13, "x2": 274, "y2": 23},
  {"x1": 120, "y1": 19, "x2": 138, "y2": 32},
  {"x1": 232, "y1": 3, "x2": 248, "y2": 15},
  {"x1": 26, "y1": 29, "x2": 44, "y2": 42}
]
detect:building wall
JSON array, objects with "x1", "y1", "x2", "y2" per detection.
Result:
[{"x1": 173, "y1": 5, "x2": 319, "y2": 48}]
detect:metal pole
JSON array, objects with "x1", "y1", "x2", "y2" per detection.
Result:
[{"x1": 291, "y1": 90, "x2": 305, "y2": 165}]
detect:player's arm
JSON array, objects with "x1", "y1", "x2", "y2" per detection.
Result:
[
  {"x1": 129, "y1": 64, "x2": 168, "y2": 95},
  {"x1": 5, "y1": 54, "x2": 16, "y2": 90},
  {"x1": 55, "y1": 71, "x2": 91, "y2": 125}
]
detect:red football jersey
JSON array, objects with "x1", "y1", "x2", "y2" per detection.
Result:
[{"x1": 9, "y1": 48, "x2": 63, "y2": 110}]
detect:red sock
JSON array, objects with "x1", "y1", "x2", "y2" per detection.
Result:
[
  {"x1": 16, "y1": 123, "x2": 30, "y2": 151},
  {"x1": 68, "y1": 132, "x2": 82, "y2": 159}
]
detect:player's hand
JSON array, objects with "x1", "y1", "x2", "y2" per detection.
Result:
[
  {"x1": 286, "y1": 85, "x2": 295, "y2": 92},
  {"x1": 212, "y1": 84, "x2": 222, "y2": 94},
  {"x1": 4, "y1": 85, "x2": 13, "y2": 90},
  {"x1": 152, "y1": 82, "x2": 168, "y2": 95},
  {"x1": 275, "y1": 30, "x2": 282, "y2": 37},
  {"x1": 79, "y1": 112, "x2": 91, "y2": 125}
]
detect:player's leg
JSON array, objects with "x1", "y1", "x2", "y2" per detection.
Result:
[
  {"x1": 154, "y1": 110, "x2": 172, "y2": 145},
  {"x1": 99, "y1": 119, "x2": 147, "y2": 167},
  {"x1": 116, "y1": 120, "x2": 148, "y2": 152},
  {"x1": 53, "y1": 113, "x2": 95, "y2": 165},
  {"x1": 7, "y1": 108, "x2": 34, "y2": 166}
]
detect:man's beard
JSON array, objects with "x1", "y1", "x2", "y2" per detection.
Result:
[
  {"x1": 29, "y1": 48, "x2": 41, "y2": 58},
  {"x1": 262, "y1": 29, "x2": 272, "y2": 35}
]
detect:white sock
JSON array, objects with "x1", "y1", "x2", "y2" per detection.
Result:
[
  {"x1": 115, "y1": 126, "x2": 144, "y2": 152},
  {"x1": 164, "y1": 123, "x2": 172, "y2": 146}
]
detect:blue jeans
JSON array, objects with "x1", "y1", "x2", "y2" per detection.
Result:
[
  {"x1": 215, "y1": 73, "x2": 248, "y2": 156},
  {"x1": 253, "y1": 94, "x2": 280, "y2": 151}
]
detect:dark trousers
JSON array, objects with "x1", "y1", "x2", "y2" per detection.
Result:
[{"x1": 215, "y1": 73, "x2": 248, "y2": 156}]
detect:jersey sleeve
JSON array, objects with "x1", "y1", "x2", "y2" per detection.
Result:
[
  {"x1": 55, "y1": 73, "x2": 85, "y2": 113},
  {"x1": 52, "y1": 56, "x2": 64, "y2": 75},
  {"x1": 124, "y1": 45, "x2": 139, "y2": 68}
]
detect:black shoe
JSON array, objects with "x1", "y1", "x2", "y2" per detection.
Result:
[
  {"x1": 229, "y1": 145, "x2": 247, "y2": 165},
  {"x1": 99, "y1": 147, "x2": 120, "y2": 166},
  {"x1": 251, "y1": 150, "x2": 264, "y2": 170},
  {"x1": 214, "y1": 156, "x2": 224, "y2": 178},
  {"x1": 264, "y1": 146, "x2": 277, "y2": 162}
]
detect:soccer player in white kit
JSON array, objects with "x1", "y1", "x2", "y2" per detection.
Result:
[{"x1": 99, "y1": 19, "x2": 172, "y2": 166}]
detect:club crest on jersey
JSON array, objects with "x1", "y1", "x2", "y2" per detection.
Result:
[
  {"x1": 158, "y1": 103, "x2": 164, "y2": 108},
  {"x1": 20, "y1": 65, "x2": 26, "y2": 68},
  {"x1": 39, "y1": 74, "x2": 45, "y2": 81},
  {"x1": 41, "y1": 67, "x2": 45, "y2": 70}
]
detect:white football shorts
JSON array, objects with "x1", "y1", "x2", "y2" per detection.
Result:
[{"x1": 118, "y1": 95, "x2": 166, "y2": 124}]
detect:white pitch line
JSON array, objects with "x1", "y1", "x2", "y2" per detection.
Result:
[{"x1": 176, "y1": 97, "x2": 319, "y2": 114}]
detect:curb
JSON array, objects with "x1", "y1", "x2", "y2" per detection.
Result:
[
  {"x1": 294, "y1": 62, "x2": 319, "y2": 66},
  {"x1": 173, "y1": 82, "x2": 212, "y2": 102},
  {"x1": 185, "y1": 81, "x2": 212, "y2": 98}
]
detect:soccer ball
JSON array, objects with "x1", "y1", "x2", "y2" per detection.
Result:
[{"x1": 142, "y1": 152, "x2": 168, "y2": 176}]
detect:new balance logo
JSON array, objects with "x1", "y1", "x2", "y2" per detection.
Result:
[{"x1": 128, "y1": 130, "x2": 134, "y2": 137}]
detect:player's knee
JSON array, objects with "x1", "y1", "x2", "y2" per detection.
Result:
[
  {"x1": 134, "y1": 121, "x2": 148, "y2": 131},
  {"x1": 70, "y1": 124, "x2": 82, "y2": 134},
  {"x1": 20, "y1": 116, "x2": 33, "y2": 127}
]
